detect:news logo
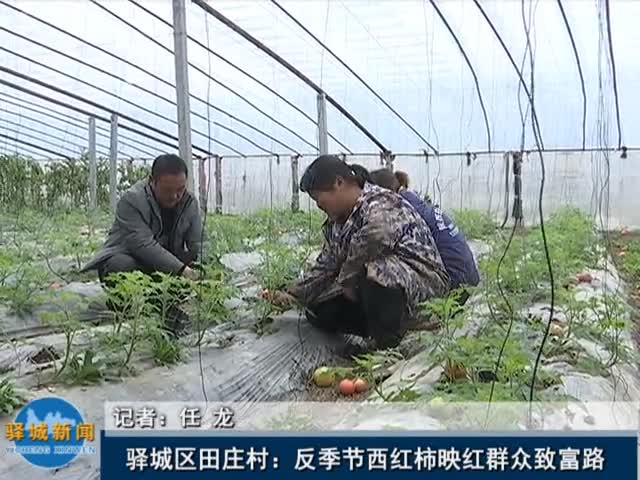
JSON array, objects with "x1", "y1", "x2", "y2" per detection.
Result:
[{"x1": 5, "y1": 396, "x2": 96, "y2": 469}]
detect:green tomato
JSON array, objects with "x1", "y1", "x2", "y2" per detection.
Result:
[{"x1": 313, "y1": 367, "x2": 335, "y2": 388}]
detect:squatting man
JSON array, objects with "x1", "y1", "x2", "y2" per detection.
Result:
[{"x1": 82, "y1": 154, "x2": 202, "y2": 335}]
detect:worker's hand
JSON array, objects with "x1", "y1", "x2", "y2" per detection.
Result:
[
  {"x1": 190, "y1": 261, "x2": 206, "y2": 273},
  {"x1": 182, "y1": 266, "x2": 200, "y2": 281},
  {"x1": 342, "y1": 286, "x2": 358, "y2": 302},
  {"x1": 262, "y1": 289, "x2": 296, "y2": 308}
]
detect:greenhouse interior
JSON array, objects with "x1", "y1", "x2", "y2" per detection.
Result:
[{"x1": 1, "y1": 0, "x2": 640, "y2": 477}]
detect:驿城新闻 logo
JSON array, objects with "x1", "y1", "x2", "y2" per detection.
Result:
[{"x1": 5, "y1": 396, "x2": 96, "y2": 469}]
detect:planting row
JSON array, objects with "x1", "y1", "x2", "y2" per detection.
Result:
[{"x1": 0, "y1": 206, "x2": 638, "y2": 414}]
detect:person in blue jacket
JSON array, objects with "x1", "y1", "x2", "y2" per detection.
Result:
[{"x1": 368, "y1": 168, "x2": 480, "y2": 304}]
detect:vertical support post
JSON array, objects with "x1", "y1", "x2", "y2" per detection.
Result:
[
  {"x1": 512, "y1": 151, "x2": 524, "y2": 227},
  {"x1": 291, "y1": 154, "x2": 300, "y2": 213},
  {"x1": 317, "y1": 92, "x2": 329, "y2": 155},
  {"x1": 198, "y1": 157, "x2": 207, "y2": 214},
  {"x1": 88, "y1": 116, "x2": 97, "y2": 210},
  {"x1": 172, "y1": 0, "x2": 194, "y2": 194},
  {"x1": 423, "y1": 149, "x2": 431, "y2": 202},
  {"x1": 500, "y1": 151, "x2": 510, "y2": 228},
  {"x1": 382, "y1": 151, "x2": 394, "y2": 171},
  {"x1": 109, "y1": 113, "x2": 118, "y2": 212},
  {"x1": 214, "y1": 155, "x2": 222, "y2": 214}
]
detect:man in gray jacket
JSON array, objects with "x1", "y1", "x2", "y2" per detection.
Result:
[{"x1": 82, "y1": 154, "x2": 202, "y2": 331}]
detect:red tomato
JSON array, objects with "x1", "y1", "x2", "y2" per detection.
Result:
[
  {"x1": 577, "y1": 272, "x2": 593, "y2": 283},
  {"x1": 354, "y1": 378, "x2": 368, "y2": 393},
  {"x1": 339, "y1": 379, "x2": 356, "y2": 396}
]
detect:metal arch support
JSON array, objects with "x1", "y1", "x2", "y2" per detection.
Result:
[
  {"x1": 214, "y1": 155, "x2": 223, "y2": 214},
  {"x1": 290, "y1": 154, "x2": 300, "y2": 213},
  {"x1": 193, "y1": 0, "x2": 392, "y2": 155}
]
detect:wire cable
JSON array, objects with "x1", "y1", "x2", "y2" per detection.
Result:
[
  {"x1": 486, "y1": 220, "x2": 518, "y2": 405},
  {"x1": 89, "y1": 0, "x2": 315, "y2": 153},
  {"x1": 0, "y1": 70, "x2": 216, "y2": 156},
  {"x1": 0, "y1": 118, "x2": 106, "y2": 156},
  {"x1": 0, "y1": 133, "x2": 72, "y2": 159},
  {"x1": 194, "y1": 9, "x2": 215, "y2": 406},
  {"x1": 193, "y1": 0, "x2": 392, "y2": 155},
  {"x1": 0, "y1": 126, "x2": 81, "y2": 157},
  {"x1": 0, "y1": 28, "x2": 279, "y2": 153},
  {"x1": 488, "y1": 0, "x2": 538, "y2": 411},
  {"x1": 515, "y1": 0, "x2": 535, "y2": 150},
  {"x1": 595, "y1": 0, "x2": 618, "y2": 374},
  {"x1": 425, "y1": 1, "x2": 441, "y2": 152},
  {"x1": 472, "y1": 0, "x2": 555, "y2": 416},
  {"x1": 604, "y1": 0, "x2": 622, "y2": 149},
  {"x1": 2, "y1": 111, "x2": 111, "y2": 155},
  {"x1": 0, "y1": 45, "x2": 263, "y2": 156},
  {"x1": 319, "y1": 0, "x2": 330, "y2": 91},
  {"x1": 556, "y1": 0, "x2": 587, "y2": 150},
  {"x1": 0, "y1": 79, "x2": 187, "y2": 157},
  {"x1": 272, "y1": 0, "x2": 438, "y2": 154},
  {"x1": 429, "y1": 0, "x2": 492, "y2": 152},
  {"x1": 0, "y1": 66, "x2": 238, "y2": 157},
  {"x1": 0, "y1": 92, "x2": 162, "y2": 157},
  {"x1": 126, "y1": 0, "x2": 352, "y2": 154},
  {"x1": 472, "y1": 1, "x2": 545, "y2": 150},
  {"x1": 0, "y1": 2, "x2": 300, "y2": 155},
  {"x1": 338, "y1": 0, "x2": 425, "y2": 96},
  {"x1": 2, "y1": 144, "x2": 44, "y2": 159},
  {"x1": 421, "y1": 1, "x2": 441, "y2": 201}
]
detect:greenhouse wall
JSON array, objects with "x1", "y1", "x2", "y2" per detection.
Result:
[
  {"x1": 3, "y1": 150, "x2": 636, "y2": 230},
  {"x1": 194, "y1": 150, "x2": 639, "y2": 230}
]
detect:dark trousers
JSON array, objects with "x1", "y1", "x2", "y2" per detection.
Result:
[
  {"x1": 306, "y1": 278, "x2": 410, "y2": 349},
  {"x1": 98, "y1": 253, "x2": 152, "y2": 285},
  {"x1": 97, "y1": 249, "x2": 196, "y2": 284}
]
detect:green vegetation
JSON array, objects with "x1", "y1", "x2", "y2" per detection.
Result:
[
  {"x1": 189, "y1": 266, "x2": 235, "y2": 346},
  {"x1": 481, "y1": 207, "x2": 597, "y2": 309},
  {"x1": 451, "y1": 208, "x2": 496, "y2": 240},
  {"x1": 614, "y1": 234, "x2": 640, "y2": 290},
  {"x1": 0, "y1": 377, "x2": 27, "y2": 415},
  {"x1": 40, "y1": 292, "x2": 86, "y2": 379},
  {"x1": 0, "y1": 197, "x2": 326, "y2": 389},
  {"x1": 0, "y1": 153, "x2": 148, "y2": 210},
  {"x1": 204, "y1": 209, "x2": 324, "y2": 260},
  {"x1": 0, "y1": 156, "x2": 634, "y2": 408},
  {"x1": 369, "y1": 207, "x2": 632, "y2": 403}
]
